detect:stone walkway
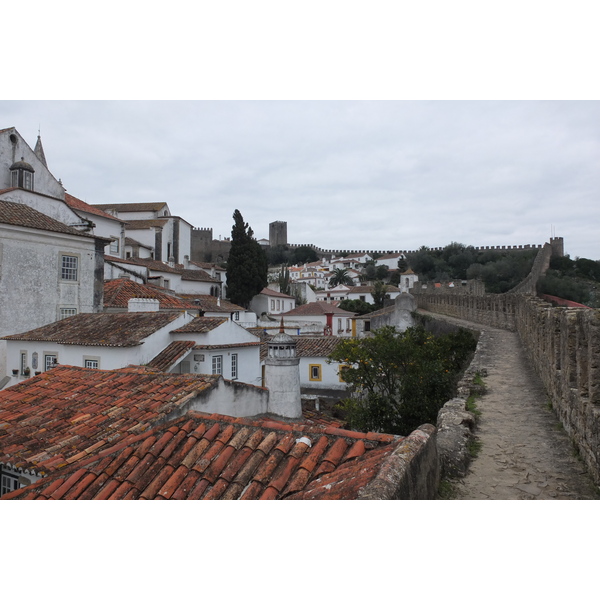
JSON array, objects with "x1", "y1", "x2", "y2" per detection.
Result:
[{"x1": 421, "y1": 311, "x2": 599, "y2": 500}]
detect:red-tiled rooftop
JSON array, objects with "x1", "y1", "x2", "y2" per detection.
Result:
[
  {"x1": 0, "y1": 366, "x2": 219, "y2": 476},
  {"x1": 171, "y1": 316, "x2": 228, "y2": 334},
  {"x1": 93, "y1": 202, "x2": 168, "y2": 213},
  {"x1": 178, "y1": 294, "x2": 246, "y2": 314},
  {"x1": 64, "y1": 193, "x2": 125, "y2": 222},
  {"x1": 260, "y1": 336, "x2": 342, "y2": 361},
  {"x1": 0, "y1": 199, "x2": 97, "y2": 238},
  {"x1": 282, "y1": 301, "x2": 356, "y2": 317},
  {"x1": 1, "y1": 312, "x2": 182, "y2": 346},
  {"x1": 147, "y1": 341, "x2": 196, "y2": 371},
  {"x1": 2, "y1": 411, "x2": 402, "y2": 500},
  {"x1": 259, "y1": 287, "x2": 295, "y2": 299},
  {"x1": 104, "y1": 278, "x2": 199, "y2": 310}
]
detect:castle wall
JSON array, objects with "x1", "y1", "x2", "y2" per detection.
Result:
[{"x1": 414, "y1": 291, "x2": 600, "y2": 485}]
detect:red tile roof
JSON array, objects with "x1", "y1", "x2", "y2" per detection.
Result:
[
  {"x1": 171, "y1": 316, "x2": 228, "y2": 334},
  {"x1": 1, "y1": 411, "x2": 402, "y2": 500},
  {"x1": 93, "y1": 202, "x2": 168, "y2": 213},
  {"x1": 260, "y1": 336, "x2": 342, "y2": 361},
  {"x1": 1, "y1": 312, "x2": 182, "y2": 346},
  {"x1": 259, "y1": 288, "x2": 295, "y2": 299},
  {"x1": 0, "y1": 200, "x2": 96, "y2": 238},
  {"x1": 282, "y1": 302, "x2": 356, "y2": 317},
  {"x1": 64, "y1": 193, "x2": 125, "y2": 222},
  {"x1": 146, "y1": 341, "x2": 196, "y2": 371},
  {"x1": 0, "y1": 366, "x2": 219, "y2": 476},
  {"x1": 104, "y1": 278, "x2": 198, "y2": 310}
]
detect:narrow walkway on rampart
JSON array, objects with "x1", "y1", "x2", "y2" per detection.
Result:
[{"x1": 419, "y1": 310, "x2": 599, "y2": 500}]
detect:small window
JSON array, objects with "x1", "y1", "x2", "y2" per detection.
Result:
[
  {"x1": 231, "y1": 354, "x2": 238, "y2": 379},
  {"x1": 232, "y1": 311, "x2": 240, "y2": 321},
  {"x1": 20, "y1": 352, "x2": 27, "y2": 376},
  {"x1": 359, "y1": 295, "x2": 366, "y2": 302},
  {"x1": 1, "y1": 473, "x2": 19, "y2": 496},
  {"x1": 11, "y1": 170, "x2": 18, "y2": 187},
  {"x1": 44, "y1": 354, "x2": 57, "y2": 371},
  {"x1": 212, "y1": 355, "x2": 223, "y2": 375},
  {"x1": 60, "y1": 308, "x2": 77, "y2": 320},
  {"x1": 23, "y1": 170, "x2": 33, "y2": 190},
  {"x1": 61, "y1": 255, "x2": 78, "y2": 281},
  {"x1": 109, "y1": 237, "x2": 119, "y2": 254},
  {"x1": 84, "y1": 359, "x2": 99, "y2": 369},
  {"x1": 309, "y1": 364, "x2": 322, "y2": 382},
  {"x1": 271, "y1": 300, "x2": 275, "y2": 310},
  {"x1": 163, "y1": 279, "x2": 170, "y2": 289},
  {"x1": 364, "y1": 321, "x2": 371, "y2": 332}
]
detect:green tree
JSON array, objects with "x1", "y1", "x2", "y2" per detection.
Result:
[
  {"x1": 226, "y1": 209, "x2": 268, "y2": 308},
  {"x1": 339, "y1": 298, "x2": 375, "y2": 315},
  {"x1": 291, "y1": 245, "x2": 318, "y2": 265},
  {"x1": 278, "y1": 265, "x2": 291, "y2": 296},
  {"x1": 329, "y1": 267, "x2": 354, "y2": 288},
  {"x1": 329, "y1": 325, "x2": 477, "y2": 435},
  {"x1": 371, "y1": 280, "x2": 388, "y2": 310}
]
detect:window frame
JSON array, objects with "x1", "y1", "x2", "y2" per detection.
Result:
[
  {"x1": 84, "y1": 357, "x2": 100, "y2": 369},
  {"x1": 109, "y1": 237, "x2": 120, "y2": 254},
  {"x1": 309, "y1": 364, "x2": 322, "y2": 382},
  {"x1": 212, "y1": 355, "x2": 223, "y2": 375},
  {"x1": 59, "y1": 307, "x2": 77, "y2": 320},
  {"x1": 60, "y1": 253, "x2": 79, "y2": 282},
  {"x1": 231, "y1": 353, "x2": 238, "y2": 380},
  {"x1": 44, "y1": 353, "x2": 58, "y2": 371}
]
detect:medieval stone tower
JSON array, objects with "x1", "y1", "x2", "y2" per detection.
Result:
[
  {"x1": 269, "y1": 221, "x2": 287, "y2": 247},
  {"x1": 264, "y1": 322, "x2": 301, "y2": 419}
]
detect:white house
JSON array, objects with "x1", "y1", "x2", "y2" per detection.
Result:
[
  {"x1": 1, "y1": 311, "x2": 194, "y2": 387},
  {"x1": 375, "y1": 252, "x2": 407, "y2": 270},
  {"x1": 167, "y1": 316, "x2": 262, "y2": 386},
  {"x1": 177, "y1": 294, "x2": 257, "y2": 328},
  {"x1": 278, "y1": 302, "x2": 356, "y2": 338},
  {"x1": 249, "y1": 287, "x2": 296, "y2": 317},
  {"x1": 317, "y1": 285, "x2": 402, "y2": 305},
  {"x1": 93, "y1": 202, "x2": 193, "y2": 265},
  {"x1": 0, "y1": 201, "x2": 106, "y2": 384},
  {"x1": 64, "y1": 193, "x2": 126, "y2": 260}
]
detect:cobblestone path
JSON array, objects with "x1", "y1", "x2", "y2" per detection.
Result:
[{"x1": 420, "y1": 311, "x2": 599, "y2": 500}]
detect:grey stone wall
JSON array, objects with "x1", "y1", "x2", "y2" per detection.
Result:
[{"x1": 415, "y1": 290, "x2": 600, "y2": 485}]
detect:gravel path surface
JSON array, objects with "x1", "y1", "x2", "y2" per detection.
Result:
[{"x1": 421, "y1": 311, "x2": 599, "y2": 500}]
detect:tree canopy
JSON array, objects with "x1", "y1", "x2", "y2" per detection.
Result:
[
  {"x1": 329, "y1": 267, "x2": 354, "y2": 288},
  {"x1": 329, "y1": 325, "x2": 477, "y2": 435},
  {"x1": 226, "y1": 210, "x2": 268, "y2": 308}
]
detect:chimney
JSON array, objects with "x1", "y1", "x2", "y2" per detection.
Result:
[{"x1": 128, "y1": 298, "x2": 160, "y2": 312}]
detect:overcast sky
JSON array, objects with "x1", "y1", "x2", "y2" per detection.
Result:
[{"x1": 4, "y1": 100, "x2": 598, "y2": 259}]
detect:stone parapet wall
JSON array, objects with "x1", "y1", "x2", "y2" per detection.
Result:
[{"x1": 416, "y1": 290, "x2": 600, "y2": 485}]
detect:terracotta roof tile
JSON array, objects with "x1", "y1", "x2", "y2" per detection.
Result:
[
  {"x1": 3, "y1": 409, "x2": 405, "y2": 500},
  {"x1": 0, "y1": 200, "x2": 97, "y2": 239},
  {"x1": 171, "y1": 316, "x2": 228, "y2": 334},
  {"x1": 104, "y1": 278, "x2": 198, "y2": 310},
  {"x1": 1, "y1": 311, "x2": 182, "y2": 346},
  {"x1": 281, "y1": 302, "x2": 356, "y2": 317},
  {"x1": 64, "y1": 193, "x2": 125, "y2": 222}
]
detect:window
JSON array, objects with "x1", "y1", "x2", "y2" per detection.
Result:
[
  {"x1": 309, "y1": 364, "x2": 322, "y2": 382},
  {"x1": 163, "y1": 279, "x2": 170, "y2": 289},
  {"x1": 1, "y1": 472, "x2": 19, "y2": 496},
  {"x1": 337, "y1": 318, "x2": 343, "y2": 331},
  {"x1": 61, "y1": 255, "x2": 78, "y2": 281},
  {"x1": 60, "y1": 308, "x2": 77, "y2": 320},
  {"x1": 276, "y1": 300, "x2": 280, "y2": 311},
  {"x1": 20, "y1": 352, "x2": 27, "y2": 376},
  {"x1": 359, "y1": 295, "x2": 366, "y2": 302},
  {"x1": 364, "y1": 321, "x2": 371, "y2": 332},
  {"x1": 84, "y1": 359, "x2": 99, "y2": 369},
  {"x1": 212, "y1": 355, "x2": 223, "y2": 375},
  {"x1": 271, "y1": 300, "x2": 275, "y2": 310},
  {"x1": 44, "y1": 354, "x2": 57, "y2": 371},
  {"x1": 11, "y1": 170, "x2": 18, "y2": 187},
  {"x1": 231, "y1": 354, "x2": 238, "y2": 379},
  {"x1": 232, "y1": 311, "x2": 240, "y2": 321},
  {"x1": 109, "y1": 237, "x2": 120, "y2": 254}
]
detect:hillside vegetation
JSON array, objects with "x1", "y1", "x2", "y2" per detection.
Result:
[
  {"x1": 537, "y1": 256, "x2": 600, "y2": 307},
  {"x1": 407, "y1": 242, "x2": 538, "y2": 293}
]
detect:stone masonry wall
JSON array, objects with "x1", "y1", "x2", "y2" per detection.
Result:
[{"x1": 415, "y1": 291, "x2": 600, "y2": 484}]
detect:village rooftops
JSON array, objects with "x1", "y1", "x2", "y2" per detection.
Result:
[
  {"x1": 171, "y1": 316, "x2": 229, "y2": 334},
  {"x1": 0, "y1": 365, "x2": 219, "y2": 477},
  {"x1": 92, "y1": 202, "x2": 169, "y2": 213},
  {"x1": 178, "y1": 294, "x2": 246, "y2": 314},
  {"x1": 260, "y1": 336, "x2": 342, "y2": 361},
  {"x1": 1, "y1": 312, "x2": 183, "y2": 346},
  {"x1": 258, "y1": 287, "x2": 295, "y2": 299},
  {"x1": 281, "y1": 301, "x2": 356, "y2": 317},
  {"x1": 0, "y1": 199, "x2": 101, "y2": 239},
  {"x1": 104, "y1": 278, "x2": 199, "y2": 310},
  {"x1": 1, "y1": 409, "x2": 403, "y2": 500},
  {"x1": 64, "y1": 193, "x2": 126, "y2": 223}
]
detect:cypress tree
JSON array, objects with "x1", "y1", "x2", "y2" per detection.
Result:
[{"x1": 226, "y1": 209, "x2": 268, "y2": 308}]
